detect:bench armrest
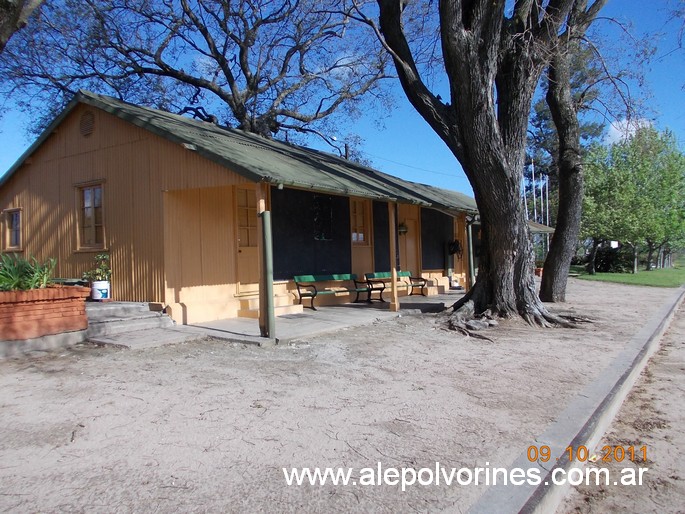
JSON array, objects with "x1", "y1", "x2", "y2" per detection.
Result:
[
  {"x1": 353, "y1": 278, "x2": 370, "y2": 290},
  {"x1": 405, "y1": 276, "x2": 427, "y2": 296},
  {"x1": 295, "y1": 282, "x2": 318, "y2": 297}
]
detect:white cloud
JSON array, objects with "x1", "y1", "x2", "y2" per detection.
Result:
[{"x1": 604, "y1": 118, "x2": 653, "y2": 145}]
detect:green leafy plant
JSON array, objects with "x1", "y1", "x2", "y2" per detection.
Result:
[
  {"x1": 82, "y1": 253, "x2": 111, "y2": 282},
  {"x1": 0, "y1": 254, "x2": 57, "y2": 291}
]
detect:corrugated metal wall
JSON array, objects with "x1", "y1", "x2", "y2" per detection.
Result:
[
  {"x1": 0, "y1": 104, "x2": 250, "y2": 304},
  {"x1": 0, "y1": 102, "x2": 472, "y2": 308},
  {"x1": 162, "y1": 186, "x2": 241, "y2": 323}
]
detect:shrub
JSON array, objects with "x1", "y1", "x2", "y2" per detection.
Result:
[
  {"x1": 0, "y1": 254, "x2": 57, "y2": 291},
  {"x1": 82, "y1": 253, "x2": 111, "y2": 282},
  {"x1": 594, "y1": 246, "x2": 633, "y2": 273}
]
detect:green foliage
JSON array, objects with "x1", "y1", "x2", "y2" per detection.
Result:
[
  {"x1": 82, "y1": 253, "x2": 111, "y2": 282},
  {"x1": 593, "y1": 245, "x2": 634, "y2": 273},
  {"x1": 582, "y1": 127, "x2": 685, "y2": 249},
  {"x1": 0, "y1": 253, "x2": 57, "y2": 291}
]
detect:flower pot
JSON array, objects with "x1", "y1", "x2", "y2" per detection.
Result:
[{"x1": 91, "y1": 281, "x2": 111, "y2": 300}]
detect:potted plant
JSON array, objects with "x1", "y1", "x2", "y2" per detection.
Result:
[
  {"x1": 82, "y1": 253, "x2": 111, "y2": 300},
  {"x1": 534, "y1": 260, "x2": 545, "y2": 277}
]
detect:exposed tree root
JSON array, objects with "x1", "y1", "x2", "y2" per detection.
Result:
[
  {"x1": 559, "y1": 314, "x2": 595, "y2": 324},
  {"x1": 444, "y1": 323, "x2": 495, "y2": 343},
  {"x1": 447, "y1": 290, "x2": 475, "y2": 314},
  {"x1": 443, "y1": 299, "x2": 497, "y2": 341},
  {"x1": 520, "y1": 308, "x2": 573, "y2": 328},
  {"x1": 443, "y1": 281, "x2": 595, "y2": 332}
]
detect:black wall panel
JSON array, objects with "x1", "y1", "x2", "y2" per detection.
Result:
[
  {"x1": 421, "y1": 208, "x2": 453, "y2": 270},
  {"x1": 271, "y1": 188, "x2": 351, "y2": 279}
]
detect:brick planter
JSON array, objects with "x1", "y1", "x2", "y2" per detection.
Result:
[{"x1": 0, "y1": 286, "x2": 91, "y2": 342}]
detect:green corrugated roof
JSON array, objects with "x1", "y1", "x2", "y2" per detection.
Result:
[
  {"x1": 528, "y1": 221, "x2": 555, "y2": 234},
  {"x1": 1, "y1": 90, "x2": 477, "y2": 214}
]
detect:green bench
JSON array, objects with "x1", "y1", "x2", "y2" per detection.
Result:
[
  {"x1": 293, "y1": 274, "x2": 370, "y2": 311},
  {"x1": 364, "y1": 271, "x2": 427, "y2": 302}
]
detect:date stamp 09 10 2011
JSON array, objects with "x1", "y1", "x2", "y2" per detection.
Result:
[{"x1": 527, "y1": 445, "x2": 647, "y2": 464}]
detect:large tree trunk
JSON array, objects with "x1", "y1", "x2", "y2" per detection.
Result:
[
  {"x1": 539, "y1": 48, "x2": 584, "y2": 302},
  {"x1": 375, "y1": 0, "x2": 578, "y2": 325},
  {"x1": 459, "y1": 179, "x2": 556, "y2": 325}
]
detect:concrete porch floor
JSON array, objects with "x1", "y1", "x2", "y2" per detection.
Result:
[{"x1": 179, "y1": 289, "x2": 466, "y2": 346}]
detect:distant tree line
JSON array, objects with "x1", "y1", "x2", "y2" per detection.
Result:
[{"x1": 581, "y1": 127, "x2": 685, "y2": 274}]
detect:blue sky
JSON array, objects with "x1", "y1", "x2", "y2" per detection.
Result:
[{"x1": 1, "y1": 0, "x2": 683, "y2": 196}]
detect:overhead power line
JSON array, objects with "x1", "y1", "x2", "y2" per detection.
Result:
[{"x1": 365, "y1": 152, "x2": 458, "y2": 178}]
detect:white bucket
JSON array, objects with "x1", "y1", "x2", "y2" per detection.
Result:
[{"x1": 91, "y1": 281, "x2": 110, "y2": 300}]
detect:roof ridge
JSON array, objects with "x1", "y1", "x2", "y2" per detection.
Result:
[{"x1": 2, "y1": 90, "x2": 477, "y2": 214}]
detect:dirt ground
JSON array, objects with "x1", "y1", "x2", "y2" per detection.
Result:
[
  {"x1": 0, "y1": 279, "x2": 680, "y2": 513},
  {"x1": 559, "y1": 303, "x2": 685, "y2": 514}
]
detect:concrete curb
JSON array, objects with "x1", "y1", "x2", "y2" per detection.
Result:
[{"x1": 469, "y1": 285, "x2": 685, "y2": 514}]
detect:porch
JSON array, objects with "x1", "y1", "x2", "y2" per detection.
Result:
[
  {"x1": 94, "y1": 288, "x2": 466, "y2": 349},
  {"x1": 181, "y1": 288, "x2": 463, "y2": 344},
  {"x1": 161, "y1": 183, "x2": 473, "y2": 330}
]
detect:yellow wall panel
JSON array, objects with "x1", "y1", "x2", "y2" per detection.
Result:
[
  {"x1": 1, "y1": 100, "x2": 470, "y2": 317},
  {"x1": 163, "y1": 187, "x2": 240, "y2": 323},
  {"x1": 397, "y1": 204, "x2": 421, "y2": 274},
  {"x1": 1, "y1": 103, "x2": 249, "y2": 306}
]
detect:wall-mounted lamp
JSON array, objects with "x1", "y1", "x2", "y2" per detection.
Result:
[{"x1": 398, "y1": 222, "x2": 408, "y2": 235}]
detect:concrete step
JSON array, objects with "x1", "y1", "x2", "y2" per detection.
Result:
[
  {"x1": 238, "y1": 294, "x2": 296, "y2": 311},
  {"x1": 85, "y1": 302, "x2": 155, "y2": 320},
  {"x1": 86, "y1": 302, "x2": 175, "y2": 338},
  {"x1": 87, "y1": 313, "x2": 175, "y2": 338},
  {"x1": 237, "y1": 303, "x2": 304, "y2": 319},
  {"x1": 89, "y1": 327, "x2": 202, "y2": 350},
  {"x1": 418, "y1": 285, "x2": 441, "y2": 296}
]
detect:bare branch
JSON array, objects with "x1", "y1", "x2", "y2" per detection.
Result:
[{"x1": 0, "y1": 0, "x2": 390, "y2": 140}]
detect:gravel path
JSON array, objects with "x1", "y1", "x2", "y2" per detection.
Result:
[{"x1": 0, "y1": 279, "x2": 679, "y2": 513}]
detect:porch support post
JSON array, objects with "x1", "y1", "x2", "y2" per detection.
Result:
[
  {"x1": 466, "y1": 216, "x2": 476, "y2": 289},
  {"x1": 257, "y1": 183, "x2": 275, "y2": 338},
  {"x1": 259, "y1": 210, "x2": 276, "y2": 338},
  {"x1": 388, "y1": 202, "x2": 399, "y2": 312}
]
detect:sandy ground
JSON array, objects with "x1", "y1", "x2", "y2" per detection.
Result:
[
  {"x1": 0, "y1": 279, "x2": 680, "y2": 513},
  {"x1": 559, "y1": 303, "x2": 685, "y2": 514}
]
